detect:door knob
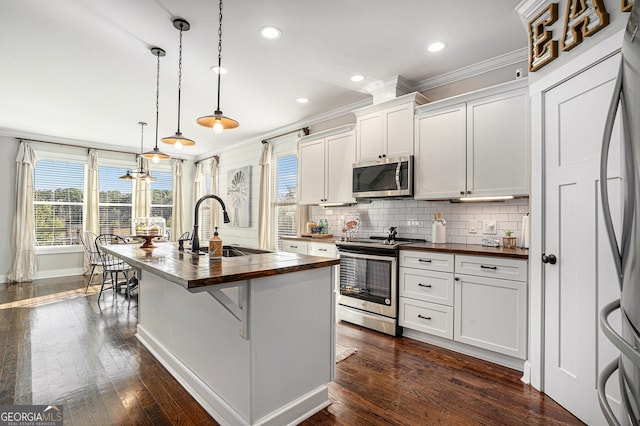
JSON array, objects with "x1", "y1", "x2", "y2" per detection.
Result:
[{"x1": 542, "y1": 253, "x2": 557, "y2": 264}]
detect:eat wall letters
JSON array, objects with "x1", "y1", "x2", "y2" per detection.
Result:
[{"x1": 528, "y1": 0, "x2": 633, "y2": 72}]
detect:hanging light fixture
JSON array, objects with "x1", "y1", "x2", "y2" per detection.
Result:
[
  {"x1": 196, "y1": 0, "x2": 239, "y2": 134},
  {"x1": 143, "y1": 47, "x2": 171, "y2": 163},
  {"x1": 120, "y1": 122, "x2": 156, "y2": 182},
  {"x1": 162, "y1": 19, "x2": 195, "y2": 150}
]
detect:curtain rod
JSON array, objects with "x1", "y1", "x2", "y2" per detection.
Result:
[
  {"x1": 17, "y1": 137, "x2": 139, "y2": 156},
  {"x1": 261, "y1": 126, "x2": 309, "y2": 144},
  {"x1": 195, "y1": 154, "x2": 219, "y2": 166}
]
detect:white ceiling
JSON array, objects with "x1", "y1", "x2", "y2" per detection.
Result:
[{"x1": 0, "y1": 0, "x2": 527, "y2": 158}]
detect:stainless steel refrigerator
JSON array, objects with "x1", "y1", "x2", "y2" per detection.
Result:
[{"x1": 599, "y1": 3, "x2": 640, "y2": 424}]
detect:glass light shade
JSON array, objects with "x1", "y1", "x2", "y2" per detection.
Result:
[
  {"x1": 161, "y1": 132, "x2": 195, "y2": 147},
  {"x1": 142, "y1": 147, "x2": 170, "y2": 161},
  {"x1": 197, "y1": 112, "x2": 239, "y2": 132}
]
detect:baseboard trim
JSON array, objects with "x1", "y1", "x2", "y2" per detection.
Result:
[
  {"x1": 403, "y1": 328, "x2": 525, "y2": 372},
  {"x1": 34, "y1": 268, "x2": 83, "y2": 280}
]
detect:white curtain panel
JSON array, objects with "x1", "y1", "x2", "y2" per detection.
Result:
[
  {"x1": 209, "y1": 156, "x2": 219, "y2": 231},
  {"x1": 84, "y1": 149, "x2": 100, "y2": 273},
  {"x1": 7, "y1": 141, "x2": 37, "y2": 282},
  {"x1": 171, "y1": 159, "x2": 184, "y2": 241},
  {"x1": 134, "y1": 157, "x2": 151, "y2": 218},
  {"x1": 258, "y1": 142, "x2": 273, "y2": 250}
]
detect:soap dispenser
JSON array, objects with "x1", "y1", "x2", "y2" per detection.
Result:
[{"x1": 209, "y1": 227, "x2": 223, "y2": 258}]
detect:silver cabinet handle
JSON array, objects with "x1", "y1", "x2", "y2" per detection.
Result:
[
  {"x1": 418, "y1": 314, "x2": 432, "y2": 320},
  {"x1": 418, "y1": 283, "x2": 432, "y2": 288}
]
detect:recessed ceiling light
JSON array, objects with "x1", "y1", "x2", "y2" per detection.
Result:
[
  {"x1": 350, "y1": 74, "x2": 364, "y2": 82},
  {"x1": 296, "y1": 97, "x2": 309, "y2": 104},
  {"x1": 427, "y1": 42, "x2": 446, "y2": 53},
  {"x1": 260, "y1": 26, "x2": 281, "y2": 40},
  {"x1": 210, "y1": 65, "x2": 227, "y2": 74}
]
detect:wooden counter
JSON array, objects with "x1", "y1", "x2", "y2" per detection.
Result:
[
  {"x1": 398, "y1": 242, "x2": 529, "y2": 259},
  {"x1": 101, "y1": 242, "x2": 339, "y2": 290}
]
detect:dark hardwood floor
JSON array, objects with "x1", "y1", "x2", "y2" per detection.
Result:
[{"x1": 0, "y1": 276, "x2": 582, "y2": 425}]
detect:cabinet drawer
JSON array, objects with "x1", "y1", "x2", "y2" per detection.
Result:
[
  {"x1": 399, "y1": 250, "x2": 454, "y2": 273},
  {"x1": 281, "y1": 240, "x2": 308, "y2": 255},
  {"x1": 399, "y1": 267, "x2": 453, "y2": 306},
  {"x1": 399, "y1": 297, "x2": 453, "y2": 339},
  {"x1": 455, "y1": 255, "x2": 527, "y2": 282},
  {"x1": 308, "y1": 241, "x2": 338, "y2": 258}
]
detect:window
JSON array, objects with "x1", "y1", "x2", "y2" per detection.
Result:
[
  {"x1": 150, "y1": 170, "x2": 173, "y2": 239},
  {"x1": 33, "y1": 160, "x2": 85, "y2": 246},
  {"x1": 200, "y1": 174, "x2": 213, "y2": 241},
  {"x1": 98, "y1": 166, "x2": 133, "y2": 236},
  {"x1": 272, "y1": 154, "x2": 298, "y2": 250}
]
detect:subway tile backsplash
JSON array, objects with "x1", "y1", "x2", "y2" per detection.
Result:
[{"x1": 310, "y1": 198, "x2": 529, "y2": 246}]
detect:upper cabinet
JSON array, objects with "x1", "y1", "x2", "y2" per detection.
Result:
[
  {"x1": 354, "y1": 92, "x2": 429, "y2": 163},
  {"x1": 414, "y1": 80, "x2": 529, "y2": 200},
  {"x1": 299, "y1": 125, "x2": 356, "y2": 205}
]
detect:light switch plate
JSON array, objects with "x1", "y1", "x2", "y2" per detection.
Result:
[
  {"x1": 484, "y1": 221, "x2": 497, "y2": 235},
  {"x1": 469, "y1": 220, "x2": 482, "y2": 234}
]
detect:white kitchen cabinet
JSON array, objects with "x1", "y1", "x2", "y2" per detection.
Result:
[
  {"x1": 414, "y1": 80, "x2": 529, "y2": 200},
  {"x1": 281, "y1": 240, "x2": 308, "y2": 255},
  {"x1": 299, "y1": 126, "x2": 356, "y2": 205},
  {"x1": 399, "y1": 298, "x2": 454, "y2": 339},
  {"x1": 454, "y1": 255, "x2": 527, "y2": 359},
  {"x1": 354, "y1": 92, "x2": 428, "y2": 163}
]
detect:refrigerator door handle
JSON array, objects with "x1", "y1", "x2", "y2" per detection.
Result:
[{"x1": 599, "y1": 61, "x2": 625, "y2": 291}]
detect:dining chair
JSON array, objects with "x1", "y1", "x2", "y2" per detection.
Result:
[
  {"x1": 80, "y1": 230, "x2": 101, "y2": 294},
  {"x1": 95, "y1": 233, "x2": 136, "y2": 307}
]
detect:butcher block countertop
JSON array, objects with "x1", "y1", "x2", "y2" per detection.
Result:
[
  {"x1": 399, "y1": 242, "x2": 529, "y2": 259},
  {"x1": 101, "y1": 242, "x2": 340, "y2": 290}
]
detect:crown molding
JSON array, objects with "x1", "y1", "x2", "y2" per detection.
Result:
[
  {"x1": 516, "y1": 0, "x2": 551, "y2": 26},
  {"x1": 412, "y1": 48, "x2": 528, "y2": 92}
]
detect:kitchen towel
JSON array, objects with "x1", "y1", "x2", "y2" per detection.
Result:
[{"x1": 521, "y1": 215, "x2": 530, "y2": 248}]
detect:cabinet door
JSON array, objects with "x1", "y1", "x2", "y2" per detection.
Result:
[
  {"x1": 414, "y1": 104, "x2": 466, "y2": 199},
  {"x1": 454, "y1": 274, "x2": 527, "y2": 359},
  {"x1": 299, "y1": 138, "x2": 326, "y2": 205},
  {"x1": 466, "y1": 88, "x2": 529, "y2": 197},
  {"x1": 325, "y1": 131, "x2": 356, "y2": 204},
  {"x1": 308, "y1": 241, "x2": 338, "y2": 258},
  {"x1": 385, "y1": 103, "x2": 415, "y2": 159},
  {"x1": 281, "y1": 240, "x2": 308, "y2": 254},
  {"x1": 399, "y1": 297, "x2": 454, "y2": 339},
  {"x1": 357, "y1": 111, "x2": 384, "y2": 162}
]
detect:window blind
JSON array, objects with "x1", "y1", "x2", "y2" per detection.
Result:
[
  {"x1": 33, "y1": 160, "x2": 85, "y2": 246},
  {"x1": 150, "y1": 170, "x2": 173, "y2": 239},
  {"x1": 98, "y1": 166, "x2": 133, "y2": 236},
  {"x1": 272, "y1": 154, "x2": 298, "y2": 250}
]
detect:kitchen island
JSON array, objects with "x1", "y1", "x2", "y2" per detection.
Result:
[{"x1": 101, "y1": 242, "x2": 340, "y2": 426}]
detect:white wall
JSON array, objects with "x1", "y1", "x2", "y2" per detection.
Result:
[{"x1": 0, "y1": 136, "x2": 19, "y2": 282}]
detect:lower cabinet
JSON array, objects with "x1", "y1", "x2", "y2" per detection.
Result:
[
  {"x1": 399, "y1": 251, "x2": 528, "y2": 362},
  {"x1": 280, "y1": 239, "x2": 338, "y2": 258}
]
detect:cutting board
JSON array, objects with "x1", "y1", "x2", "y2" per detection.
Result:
[{"x1": 301, "y1": 233, "x2": 334, "y2": 238}]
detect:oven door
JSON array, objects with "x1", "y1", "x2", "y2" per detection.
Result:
[{"x1": 337, "y1": 250, "x2": 397, "y2": 318}]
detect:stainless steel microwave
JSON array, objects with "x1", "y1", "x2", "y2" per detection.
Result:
[{"x1": 352, "y1": 156, "x2": 413, "y2": 198}]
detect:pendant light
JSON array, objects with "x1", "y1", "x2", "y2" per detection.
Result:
[
  {"x1": 161, "y1": 19, "x2": 195, "y2": 150},
  {"x1": 120, "y1": 122, "x2": 156, "y2": 182},
  {"x1": 143, "y1": 47, "x2": 171, "y2": 163},
  {"x1": 196, "y1": 0, "x2": 239, "y2": 134}
]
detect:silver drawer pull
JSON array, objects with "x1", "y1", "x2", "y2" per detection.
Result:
[
  {"x1": 480, "y1": 265, "x2": 497, "y2": 270},
  {"x1": 418, "y1": 314, "x2": 432, "y2": 320},
  {"x1": 290, "y1": 245, "x2": 298, "y2": 249},
  {"x1": 418, "y1": 283, "x2": 432, "y2": 288},
  {"x1": 418, "y1": 259, "x2": 432, "y2": 263},
  {"x1": 318, "y1": 248, "x2": 327, "y2": 251}
]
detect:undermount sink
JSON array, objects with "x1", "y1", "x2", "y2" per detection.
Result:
[{"x1": 222, "y1": 245, "x2": 270, "y2": 257}]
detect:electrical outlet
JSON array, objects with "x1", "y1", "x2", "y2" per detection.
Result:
[
  {"x1": 468, "y1": 220, "x2": 477, "y2": 233},
  {"x1": 484, "y1": 221, "x2": 497, "y2": 235}
]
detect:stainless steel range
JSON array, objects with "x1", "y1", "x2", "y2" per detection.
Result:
[{"x1": 335, "y1": 228, "x2": 424, "y2": 336}]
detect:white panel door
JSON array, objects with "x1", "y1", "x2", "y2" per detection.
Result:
[
  {"x1": 414, "y1": 104, "x2": 466, "y2": 199},
  {"x1": 326, "y1": 131, "x2": 356, "y2": 204},
  {"x1": 299, "y1": 138, "x2": 326, "y2": 205},
  {"x1": 385, "y1": 103, "x2": 415, "y2": 159},
  {"x1": 543, "y1": 53, "x2": 622, "y2": 424}
]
